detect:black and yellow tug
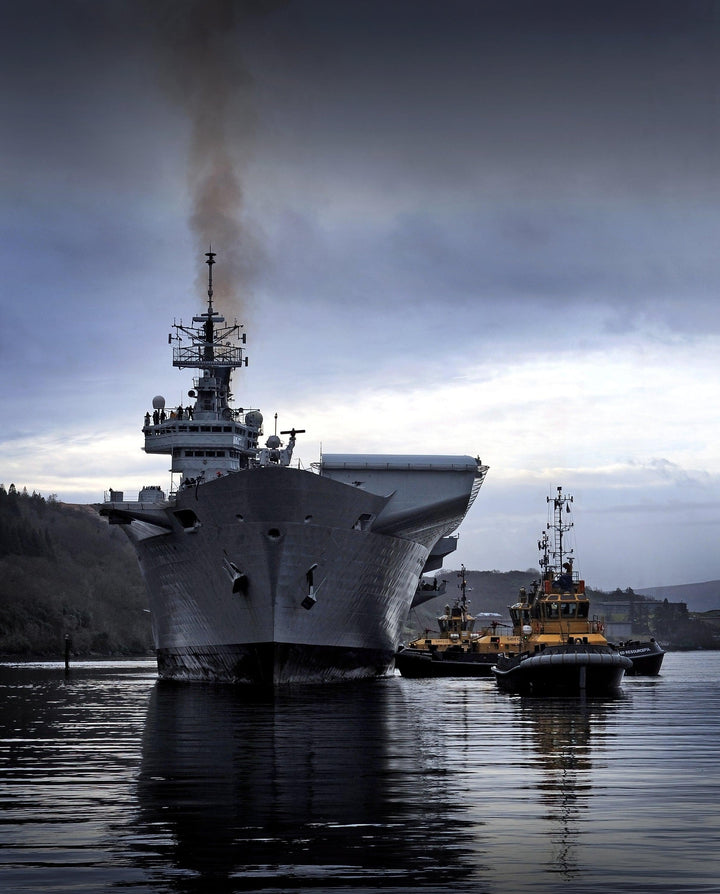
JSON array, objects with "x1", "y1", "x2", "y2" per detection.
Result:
[
  {"x1": 613, "y1": 637, "x2": 665, "y2": 675},
  {"x1": 395, "y1": 566, "x2": 521, "y2": 677},
  {"x1": 492, "y1": 487, "x2": 632, "y2": 696}
]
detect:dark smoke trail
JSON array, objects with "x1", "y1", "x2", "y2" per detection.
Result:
[{"x1": 149, "y1": 0, "x2": 277, "y2": 313}]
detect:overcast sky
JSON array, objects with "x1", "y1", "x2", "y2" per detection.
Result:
[{"x1": 2, "y1": 0, "x2": 719, "y2": 590}]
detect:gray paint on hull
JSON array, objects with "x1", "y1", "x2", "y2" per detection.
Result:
[
  {"x1": 122, "y1": 464, "x2": 481, "y2": 684},
  {"x1": 157, "y1": 642, "x2": 395, "y2": 686}
]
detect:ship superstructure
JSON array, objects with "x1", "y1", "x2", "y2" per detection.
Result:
[
  {"x1": 143, "y1": 250, "x2": 270, "y2": 487},
  {"x1": 100, "y1": 252, "x2": 488, "y2": 685}
]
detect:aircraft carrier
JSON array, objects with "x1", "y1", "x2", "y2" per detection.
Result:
[{"x1": 100, "y1": 252, "x2": 488, "y2": 684}]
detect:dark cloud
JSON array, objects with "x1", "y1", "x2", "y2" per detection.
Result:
[
  {"x1": 9, "y1": 1, "x2": 717, "y2": 187},
  {"x1": 242, "y1": 0, "x2": 719, "y2": 185},
  {"x1": 5, "y1": 1, "x2": 718, "y2": 231},
  {"x1": 256, "y1": 198, "x2": 719, "y2": 356}
]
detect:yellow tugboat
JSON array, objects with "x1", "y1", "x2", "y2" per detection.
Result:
[
  {"x1": 395, "y1": 566, "x2": 521, "y2": 677},
  {"x1": 492, "y1": 487, "x2": 632, "y2": 696}
]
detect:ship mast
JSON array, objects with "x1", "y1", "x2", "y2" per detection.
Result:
[
  {"x1": 545, "y1": 486, "x2": 574, "y2": 574},
  {"x1": 170, "y1": 249, "x2": 247, "y2": 418},
  {"x1": 206, "y1": 248, "x2": 215, "y2": 307},
  {"x1": 203, "y1": 249, "x2": 216, "y2": 361},
  {"x1": 457, "y1": 564, "x2": 471, "y2": 623},
  {"x1": 458, "y1": 564, "x2": 468, "y2": 608}
]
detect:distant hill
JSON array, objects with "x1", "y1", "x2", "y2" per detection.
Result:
[{"x1": 637, "y1": 581, "x2": 720, "y2": 613}]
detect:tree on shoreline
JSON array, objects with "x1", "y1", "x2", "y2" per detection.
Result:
[{"x1": 0, "y1": 485, "x2": 152, "y2": 658}]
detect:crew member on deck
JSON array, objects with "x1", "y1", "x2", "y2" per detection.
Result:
[{"x1": 555, "y1": 562, "x2": 574, "y2": 593}]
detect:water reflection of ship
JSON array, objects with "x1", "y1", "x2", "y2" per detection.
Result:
[
  {"x1": 519, "y1": 697, "x2": 621, "y2": 881},
  {"x1": 133, "y1": 682, "x2": 478, "y2": 889}
]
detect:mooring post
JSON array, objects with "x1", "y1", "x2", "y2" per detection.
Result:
[{"x1": 64, "y1": 634, "x2": 72, "y2": 672}]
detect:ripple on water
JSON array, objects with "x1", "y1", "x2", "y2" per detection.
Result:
[{"x1": 0, "y1": 654, "x2": 719, "y2": 892}]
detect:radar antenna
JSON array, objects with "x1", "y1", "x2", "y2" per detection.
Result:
[{"x1": 205, "y1": 248, "x2": 216, "y2": 312}]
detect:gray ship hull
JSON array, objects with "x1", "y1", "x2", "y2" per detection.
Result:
[
  {"x1": 118, "y1": 464, "x2": 473, "y2": 684},
  {"x1": 156, "y1": 642, "x2": 395, "y2": 685}
]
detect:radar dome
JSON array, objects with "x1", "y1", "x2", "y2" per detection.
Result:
[
  {"x1": 152, "y1": 395, "x2": 166, "y2": 410},
  {"x1": 266, "y1": 435, "x2": 281, "y2": 449},
  {"x1": 245, "y1": 411, "x2": 263, "y2": 427}
]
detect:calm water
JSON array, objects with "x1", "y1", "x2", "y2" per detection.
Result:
[{"x1": 1, "y1": 653, "x2": 719, "y2": 893}]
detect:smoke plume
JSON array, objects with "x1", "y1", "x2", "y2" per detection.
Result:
[{"x1": 150, "y1": 0, "x2": 273, "y2": 313}]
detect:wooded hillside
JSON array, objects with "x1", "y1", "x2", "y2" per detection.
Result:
[{"x1": 0, "y1": 485, "x2": 152, "y2": 658}]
